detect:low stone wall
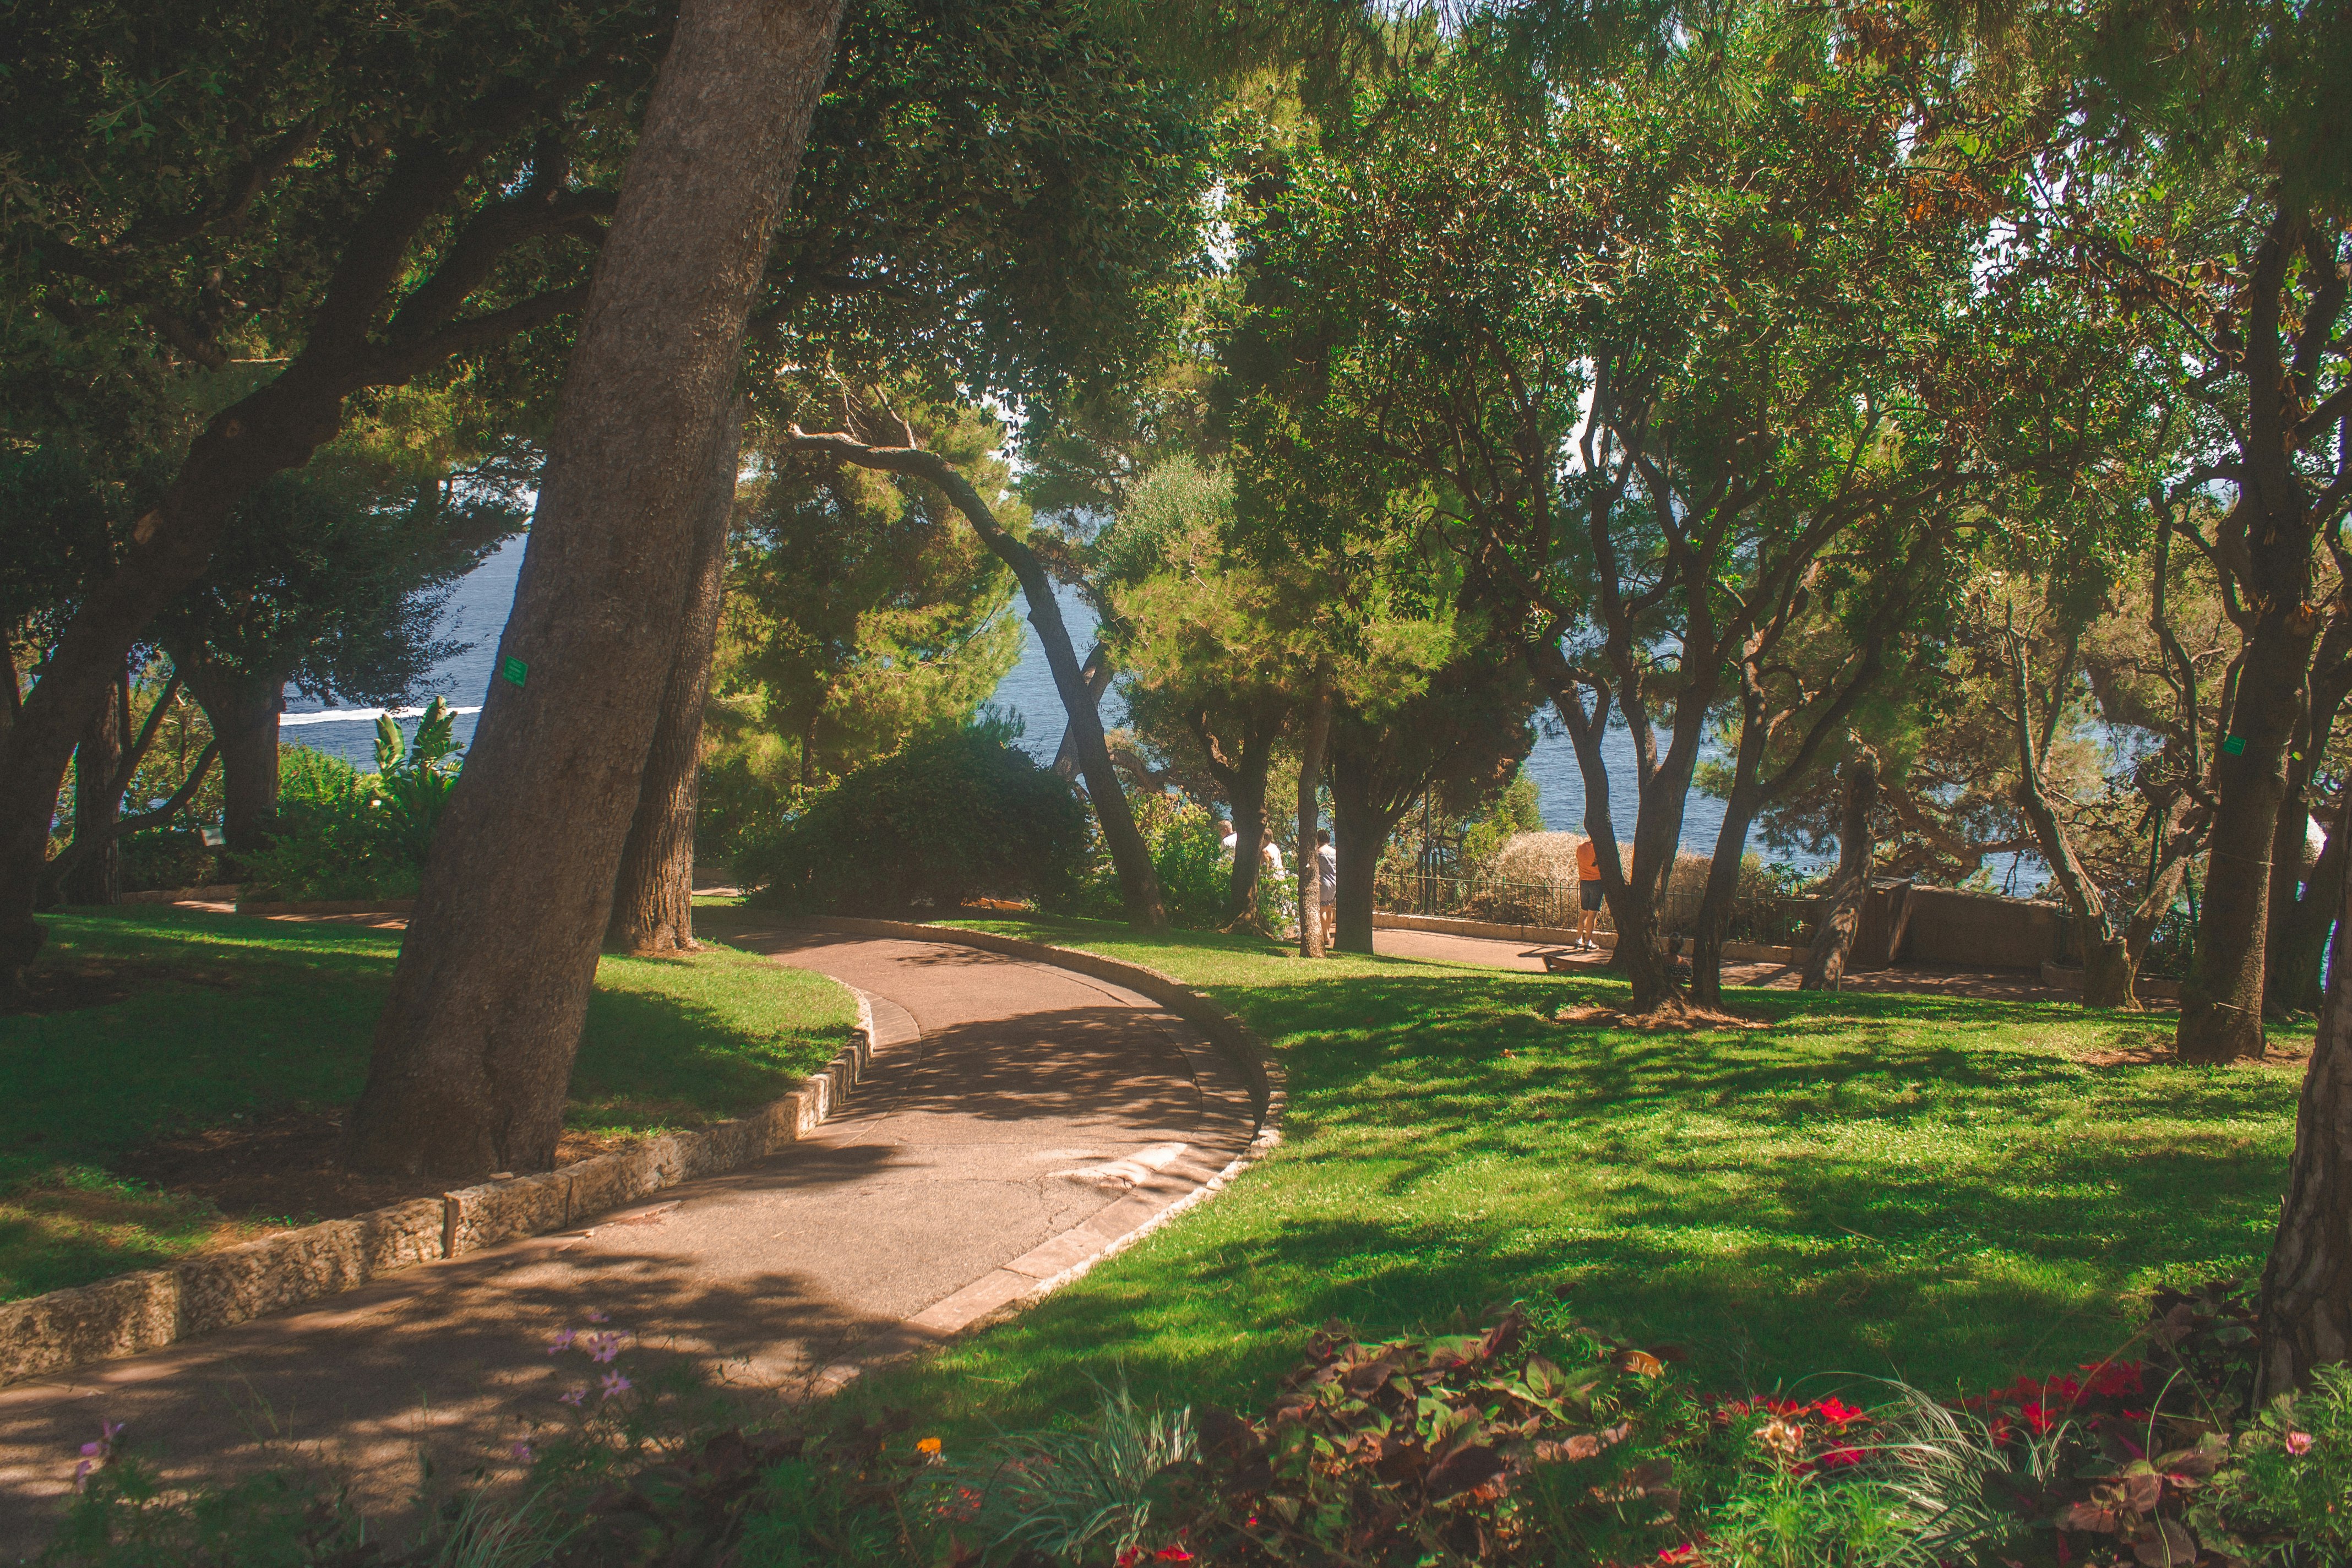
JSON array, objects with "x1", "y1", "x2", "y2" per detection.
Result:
[
  {"x1": 1371, "y1": 911, "x2": 1803, "y2": 968},
  {"x1": 0, "y1": 999, "x2": 875, "y2": 1387},
  {"x1": 233, "y1": 897, "x2": 417, "y2": 916},
  {"x1": 1897, "y1": 886, "x2": 2066, "y2": 971},
  {"x1": 119, "y1": 884, "x2": 243, "y2": 906}
]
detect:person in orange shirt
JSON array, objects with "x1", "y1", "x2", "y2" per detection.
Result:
[{"x1": 1575, "y1": 836, "x2": 1605, "y2": 951}]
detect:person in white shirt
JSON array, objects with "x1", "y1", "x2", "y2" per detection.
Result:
[
  {"x1": 1219, "y1": 815, "x2": 1286, "y2": 876},
  {"x1": 1315, "y1": 829, "x2": 1337, "y2": 946}
]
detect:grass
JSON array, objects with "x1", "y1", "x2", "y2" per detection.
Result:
[
  {"x1": 0, "y1": 905, "x2": 857, "y2": 1302},
  {"x1": 846, "y1": 913, "x2": 2307, "y2": 1441}
]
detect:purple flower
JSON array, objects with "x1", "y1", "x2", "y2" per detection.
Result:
[
  {"x1": 79, "y1": 1441, "x2": 102, "y2": 1458},
  {"x1": 2286, "y1": 1431, "x2": 2316, "y2": 1456},
  {"x1": 99, "y1": 1421, "x2": 124, "y2": 1442},
  {"x1": 558, "y1": 1386, "x2": 587, "y2": 1407},
  {"x1": 586, "y1": 1332, "x2": 623, "y2": 1363},
  {"x1": 599, "y1": 1371, "x2": 631, "y2": 1400},
  {"x1": 585, "y1": 1310, "x2": 609, "y2": 1324},
  {"x1": 509, "y1": 1441, "x2": 535, "y2": 1462},
  {"x1": 72, "y1": 1459, "x2": 92, "y2": 1492},
  {"x1": 547, "y1": 1329, "x2": 576, "y2": 1354}
]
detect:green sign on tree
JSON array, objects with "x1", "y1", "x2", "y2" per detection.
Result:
[{"x1": 500, "y1": 655, "x2": 529, "y2": 689}]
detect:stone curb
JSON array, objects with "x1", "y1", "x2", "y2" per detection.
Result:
[
  {"x1": 233, "y1": 897, "x2": 417, "y2": 916},
  {"x1": 771, "y1": 916, "x2": 1287, "y2": 1383},
  {"x1": 0, "y1": 995, "x2": 877, "y2": 1388}
]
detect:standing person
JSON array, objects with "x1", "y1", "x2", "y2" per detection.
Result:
[
  {"x1": 1575, "y1": 835, "x2": 1605, "y2": 951},
  {"x1": 1316, "y1": 828, "x2": 1338, "y2": 949},
  {"x1": 1216, "y1": 813, "x2": 1236, "y2": 859}
]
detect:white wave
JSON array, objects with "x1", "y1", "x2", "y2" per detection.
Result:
[{"x1": 279, "y1": 704, "x2": 483, "y2": 728}]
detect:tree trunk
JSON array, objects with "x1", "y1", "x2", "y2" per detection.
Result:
[
  {"x1": 1688, "y1": 780, "x2": 1761, "y2": 1009},
  {"x1": 1328, "y1": 761, "x2": 1403, "y2": 955},
  {"x1": 1226, "y1": 742, "x2": 1276, "y2": 923},
  {"x1": 1524, "y1": 644, "x2": 1683, "y2": 1010},
  {"x1": 2082, "y1": 937, "x2": 2139, "y2": 1008},
  {"x1": 1052, "y1": 643, "x2": 1114, "y2": 782},
  {"x1": 2269, "y1": 808, "x2": 2341, "y2": 1016},
  {"x1": 1800, "y1": 751, "x2": 1878, "y2": 992},
  {"x1": 2178, "y1": 606, "x2": 2316, "y2": 1059},
  {"x1": 63, "y1": 674, "x2": 127, "y2": 906},
  {"x1": 346, "y1": 0, "x2": 847, "y2": 1179},
  {"x1": 1297, "y1": 679, "x2": 1331, "y2": 959},
  {"x1": 181, "y1": 669, "x2": 286, "y2": 859},
  {"x1": 607, "y1": 400, "x2": 742, "y2": 955},
  {"x1": 2256, "y1": 854, "x2": 2352, "y2": 1397}
]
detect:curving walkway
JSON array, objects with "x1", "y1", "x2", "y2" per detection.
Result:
[{"x1": 0, "y1": 925, "x2": 1256, "y2": 1552}]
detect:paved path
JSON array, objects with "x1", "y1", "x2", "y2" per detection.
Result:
[
  {"x1": 0, "y1": 927, "x2": 1255, "y2": 1552},
  {"x1": 1374, "y1": 925, "x2": 2074, "y2": 1001}
]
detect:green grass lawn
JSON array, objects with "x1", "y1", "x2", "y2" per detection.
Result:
[
  {"x1": 853, "y1": 914, "x2": 2305, "y2": 1436},
  {"x1": 0, "y1": 906, "x2": 856, "y2": 1301}
]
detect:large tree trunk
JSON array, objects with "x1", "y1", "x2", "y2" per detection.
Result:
[
  {"x1": 2256, "y1": 854, "x2": 2352, "y2": 1397},
  {"x1": 2178, "y1": 605, "x2": 2316, "y2": 1058},
  {"x1": 1052, "y1": 643, "x2": 1114, "y2": 782},
  {"x1": 63, "y1": 674, "x2": 127, "y2": 906},
  {"x1": 346, "y1": 0, "x2": 847, "y2": 1178},
  {"x1": 1329, "y1": 759, "x2": 1404, "y2": 955},
  {"x1": 1224, "y1": 741, "x2": 1276, "y2": 924},
  {"x1": 1689, "y1": 779, "x2": 1761, "y2": 1010},
  {"x1": 2269, "y1": 807, "x2": 2342, "y2": 1016},
  {"x1": 181, "y1": 667, "x2": 286, "y2": 859},
  {"x1": 607, "y1": 400, "x2": 743, "y2": 956},
  {"x1": 1297, "y1": 679, "x2": 1331, "y2": 959},
  {"x1": 1800, "y1": 751, "x2": 1878, "y2": 991}
]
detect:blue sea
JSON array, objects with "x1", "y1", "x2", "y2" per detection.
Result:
[{"x1": 285, "y1": 541, "x2": 1821, "y2": 863}]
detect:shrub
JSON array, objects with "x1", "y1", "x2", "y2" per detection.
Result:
[
  {"x1": 1052, "y1": 794, "x2": 1240, "y2": 930},
  {"x1": 741, "y1": 727, "x2": 1090, "y2": 914},
  {"x1": 238, "y1": 703, "x2": 462, "y2": 901}
]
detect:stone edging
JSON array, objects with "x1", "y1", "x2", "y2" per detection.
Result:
[
  {"x1": 0, "y1": 997, "x2": 878, "y2": 1388},
  {"x1": 772, "y1": 916, "x2": 1286, "y2": 1361}
]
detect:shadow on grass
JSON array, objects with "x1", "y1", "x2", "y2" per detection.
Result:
[{"x1": 0, "y1": 909, "x2": 855, "y2": 1300}]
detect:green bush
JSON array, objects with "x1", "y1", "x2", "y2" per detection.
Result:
[
  {"x1": 1054, "y1": 793, "x2": 1241, "y2": 930},
  {"x1": 238, "y1": 704, "x2": 461, "y2": 901},
  {"x1": 741, "y1": 726, "x2": 1090, "y2": 914},
  {"x1": 115, "y1": 830, "x2": 221, "y2": 894}
]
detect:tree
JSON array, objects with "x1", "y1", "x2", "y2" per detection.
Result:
[
  {"x1": 0, "y1": 0, "x2": 662, "y2": 984},
  {"x1": 1101, "y1": 459, "x2": 1307, "y2": 922},
  {"x1": 2010, "y1": 0, "x2": 2352, "y2": 1061},
  {"x1": 346, "y1": 0, "x2": 849, "y2": 1178},
  {"x1": 149, "y1": 443, "x2": 525, "y2": 856},
  {"x1": 716, "y1": 402, "x2": 1023, "y2": 797},
  {"x1": 1326, "y1": 645, "x2": 1537, "y2": 951},
  {"x1": 1224, "y1": 23, "x2": 2005, "y2": 1012},
  {"x1": 606, "y1": 399, "x2": 744, "y2": 956},
  {"x1": 784, "y1": 417, "x2": 1170, "y2": 929},
  {"x1": 1798, "y1": 748, "x2": 1877, "y2": 991}
]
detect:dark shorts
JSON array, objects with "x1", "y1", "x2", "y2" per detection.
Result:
[{"x1": 1580, "y1": 881, "x2": 1605, "y2": 912}]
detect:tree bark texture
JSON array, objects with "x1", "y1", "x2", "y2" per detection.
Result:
[
  {"x1": 1187, "y1": 706, "x2": 1281, "y2": 925},
  {"x1": 607, "y1": 400, "x2": 743, "y2": 955},
  {"x1": 783, "y1": 428, "x2": 1169, "y2": 930},
  {"x1": 1330, "y1": 756, "x2": 1409, "y2": 955},
  {"x1": 1297, "y1": 679, "x2": 1332, "y2": 959},
  {"x1": 181, "y1": 666, "x2": 285, "y2": 858},
  {"x1": 2178, "y1": 605, "x2": 2315, "y2": 1058},
  {"x1": 64, "y1": 675, "x2": 127, "y2": 906},
  {"x1": 1052, "y1": 644, "x2": 1115, "y2": 782},
  {"x1": 2257, "y1": 856, "x2": 2352, "y2": 1398},
  {"x1": 2271, "y1": 819, "x2": 2344, "y2": 1016},
  {"x1": 347, "y1": 0, "x2": 847, "y2": 1178},
  {"x1": 1800, "y1": 752, "x2": 1878, "y2": 992}
]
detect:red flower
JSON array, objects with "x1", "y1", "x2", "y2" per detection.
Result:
[
  {"x1": 2021, "y1": 1403, "x2": 2056, "y2": 1435},
  {"x1": 2082, "y1": 1361, "x2": 2144, "y2": 1398},
  {"x1": 1816, "y1": 1445, "x2": 1865, "y2": 1469},
  {"x1": 1657, "y1": 1547, "x2": 1701, "y2": 1564},
  {"x1": 1155, "y1": 1549, "x2": 1195, "y2": 1562},
  {"x1": 1812, "y1": 1397, "x2": 1866, "y2": 1427}
]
